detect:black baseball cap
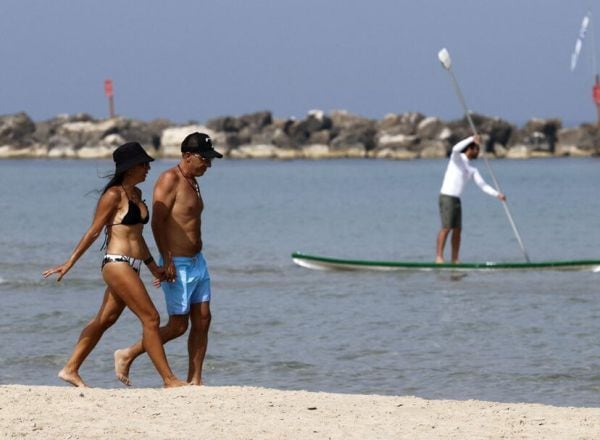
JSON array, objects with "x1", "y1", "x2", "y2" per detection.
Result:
[{"x1": 180, "y1": 132, "x2": 223, "y2": 159}]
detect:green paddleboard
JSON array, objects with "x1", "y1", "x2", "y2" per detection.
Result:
[{"x1": 291, "y1": 252, "x2": 600, "y2": 272}]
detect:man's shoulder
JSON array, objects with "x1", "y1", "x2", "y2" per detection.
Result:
[
  {"x1": 449, "y1": 150, "x2": 464, "y2": 161},
  {"x1": 155, "y1": 167, "x2": 181, "y2": 187}
]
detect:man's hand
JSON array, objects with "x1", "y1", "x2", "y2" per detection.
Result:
[
  {"x1": 163, "y1": 251, "x2": 176, "y2": 282},
  {"x1": 497, "y1": 192, "x2": 506, "y2": 202}
]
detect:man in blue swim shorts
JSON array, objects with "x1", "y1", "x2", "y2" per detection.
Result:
[
  {"x1": 162, "y1": 253, "x2": 212, "y2": 316},
  {"x1": 114, "y1": 132, "x2": 223, "y2": 386}
]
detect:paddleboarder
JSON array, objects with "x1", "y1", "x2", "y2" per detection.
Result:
[
  {"x1": 114, "y1": 132, "x2": 223, "y2": 386},
  {"x1": 436, "y1": 135, "x2": 506, "y2": 263}
]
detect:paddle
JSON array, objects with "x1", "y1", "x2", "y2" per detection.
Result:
[{"x1": 437, "y1": 48, "x2": 531, "y2": 262}]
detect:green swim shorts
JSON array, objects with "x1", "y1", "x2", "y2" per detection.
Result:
[{"x1": 439, "y1": 194, "x2": 462, "y2": 229}]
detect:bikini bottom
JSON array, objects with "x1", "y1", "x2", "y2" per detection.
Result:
[{"x1": 101, "y1": 254, "x2": 142, "y2": 273}]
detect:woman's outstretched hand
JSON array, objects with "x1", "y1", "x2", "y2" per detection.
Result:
[{"x1": 42, "y1": 263, "x2": 72, "y2": 282}]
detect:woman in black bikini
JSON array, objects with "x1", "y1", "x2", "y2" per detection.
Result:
[{"x1": 42, "y1": 142, "x2": 187, "y2": 388}]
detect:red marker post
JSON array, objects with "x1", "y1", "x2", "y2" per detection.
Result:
[
  {"x1": 104, "y1": 79, "x2": 115, "y2": 118},
  {"x1": 592, "y1": 75, "x2": 600, "y2": 127}
]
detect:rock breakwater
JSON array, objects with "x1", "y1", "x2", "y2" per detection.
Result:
[{"x1": 1, "y1": 110, "x2": 599, "y2": 159}]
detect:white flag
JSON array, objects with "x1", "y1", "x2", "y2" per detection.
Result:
[{"x1": 571, "y1": 14, "x2": 590, "y2": 71}]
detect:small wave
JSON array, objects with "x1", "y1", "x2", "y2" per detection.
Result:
[
  {"x1": 0, "y1": 277, "x2": 105, "y2": 291},
  {"x1": 270, "y1": 360, "x2": 314, "y2": 371},
  {"x1": 0, "y1": 279, "x2": 52, "y2": 289},
  {"x1": 219, "y1": 265, "x2": 286, "y2": 275},
  {"x1": 516, "y1": 372, "x2": 577, "y2": 382},
  {"x1": 0, "y1": 354, "x2": 64, "y2": 368},
  {"x1": 336, "y1": 349, "x2": 390, "y2": 361}
]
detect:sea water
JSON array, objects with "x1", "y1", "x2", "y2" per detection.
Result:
[{"x1": 0, "y1": 157, "x2": 598, "y2": 407}]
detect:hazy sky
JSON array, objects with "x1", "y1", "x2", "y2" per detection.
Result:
[{"x1": 1, "y1": 1, "x2": 597, "y2": 126}]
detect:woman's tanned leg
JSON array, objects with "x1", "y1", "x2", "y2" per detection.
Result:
[
  {"x1": 58, "y1": 287, "x2": 125, "y2": 387},
  {"x1": 102, "y1": 263, "x2": 187, "y2": 388}
]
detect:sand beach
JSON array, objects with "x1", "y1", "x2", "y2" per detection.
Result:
[{"x1": 1, "y1": 385, "x2": 599, "y2": 439}]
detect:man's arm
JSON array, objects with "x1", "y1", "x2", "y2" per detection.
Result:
[
  {"x1": 472, "y1": 169, "x2": 506, "y2": 200},
  {"x1": 451, "y1": 135, "x2": 475, "y2": 153},
  {"x1": 152, "y1": 171, "x2": 178, "y2": 281}
]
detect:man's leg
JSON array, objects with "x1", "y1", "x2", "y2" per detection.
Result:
[
  {"x1": 114, "y1": 314, "x2": 189, "y2": 386},
  {"x1": 450, "y1": 228, "x2": 461, "y2": 263},
  {"x1": 436, "y1": 228, "x2": 450, "y2": 263},
  {"x1": 187, "y1": 301, "x2": 211, "y2": 385}
]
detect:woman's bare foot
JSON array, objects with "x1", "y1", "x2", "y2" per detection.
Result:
[
  {"x1": 435, "y1": 256, "x2": 445, "y2": 263},
  {"x1": 58, "y1": 368, "x2": 88, "y2": 387},
  {"x1": 114, "y1": 349, "x2": 132, "y2": 386}
]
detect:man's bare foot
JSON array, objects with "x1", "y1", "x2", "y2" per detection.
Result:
[
  {"x1": 164, "y1": 378, "x2": 189, "y2": 388},
  {"x1": 58, "y1": 368, "x2": 88, "y2": 387},
  {"x1": 114, "y1": 349, "x2": 132, "y2": 386},
  {"x1": 435, "y1": 256, "x2": 445, "y2": 263},
  {"x1": 188, "y1": 379, "x2": 203, "y2": 386},
  {"x1": 452, "y1": 260, "x2": 460, "y2": 264}
]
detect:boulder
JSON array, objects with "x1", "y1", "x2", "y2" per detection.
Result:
[
  {"x1": 77, "y1": 146, "x2": 114, "y2": 159},
  {"x1": 56, "y1": 118, "x2": 122, "y2": 149},
  {"x1": 302, "y1": 144, "x2": 331, "y2": 159},
  {"x1": 47, "y1": 135, "x2": 76, "y2": 155},
  {"x1": 377, "y1": 112, "x2": 425, "y2": 135},
  {"x1": 418, "y1": 139, "x2": 447, "y2": 158},
  {"x1": 478, "y1": 116, "x2": 513, "y2": 151},
  {"x1": 160, "y1": 125, "x2": 217, "y2": 157},
  {"x1": 329, "y1": 117, "x2": 376, "y2": 154},
  {"x1": 229, "y1": 144, "x2": 278, "y2": 159},
  {"x1": 0, "y1": 112, "x2": 36, "y2": 146},
  {"x1": 205, "y1": 115, "x2": 244, "y2": 133},
  {"x1": 556, "y1": 124, "x2": 600, "y2": 155},
  {"x1": 508, "y1": 118, "x2": 561, "y2": 153},
  {"x1": 0, "y1": 143, "x2": 48, "y2": 158},
  {"x1": 116, "y1": 118, "x2": 171, "y2": 150},
  {"x1": 492, "y1": 143, "x2": 508, "y2": 158},
  {"x1": 369, "y1": 148, "x2": 418, "y2": 160},
  {"x1": 416, "y1": 117, "x2": 445, "y2": 140},
  {"x1": 238, "y1": 111, "x2": 273, "y2": 129},
  {"x1": 47, "y1": 145, "x2": 76, "y2": 158},
  {"x1": 330, "y1": 110, "x2": 372, "y2": 130},
  {"x1": 506, "y1": 145, "x2": 531, "y2": 159},
  {"x1": 375, "y1": 133, "x2": 419, "y2": 150}
]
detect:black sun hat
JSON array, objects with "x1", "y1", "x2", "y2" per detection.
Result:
[
  {"x1": 113, "y1": 142, "x2": 154, "y2": 174},
  {"x1": 180, "y1": 132, "x2": 223, "y2": 158}
]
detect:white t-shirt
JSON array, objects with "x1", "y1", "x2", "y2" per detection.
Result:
[{"x1": 439, "y1": 136, "x2": 499, "y2": 198}]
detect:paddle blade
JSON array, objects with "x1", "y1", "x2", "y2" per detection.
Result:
[{"x1": 438, "y1": 48, "x2": 451, "y2": 69}]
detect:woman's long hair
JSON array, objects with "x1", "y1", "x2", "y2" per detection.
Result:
[
  {"x1": 101, "y1": 170, "x2": 127, "y2": 194},
  {"x1": 98, "y1": 169, "x2": 128, "y2": 250}
]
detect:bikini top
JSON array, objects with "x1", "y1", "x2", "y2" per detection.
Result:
[
  {"x1": 101, "y1": 187, "x2": 148, "y2": 250},
  {"x1": 119, "y1": 198, "x2": 149, "y2": 225},
  {"x1": 109, "y1": 187, "x2": 149, "y2": 226}
]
